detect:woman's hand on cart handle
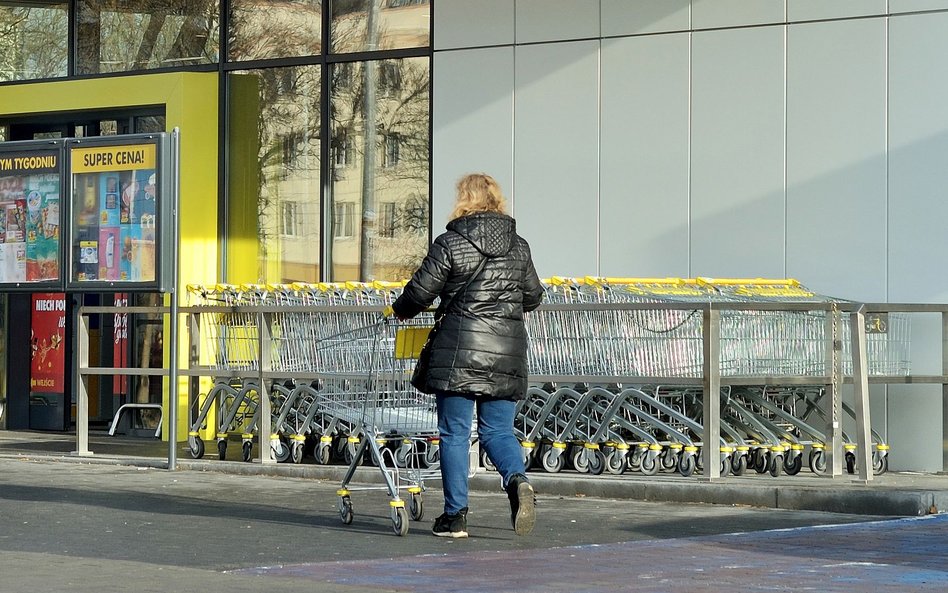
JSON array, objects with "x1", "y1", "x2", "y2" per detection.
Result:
[{"x1": 384, "y1": 305, "x2": 408, "y2": 320}]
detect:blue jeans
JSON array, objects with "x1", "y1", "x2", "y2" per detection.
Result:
[{"x1": 436, "y1": 393, "x2": 526, "y2": 515}]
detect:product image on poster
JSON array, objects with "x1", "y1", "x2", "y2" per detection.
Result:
[
  {"x1": 70, "y1": 142, "x2": 159, "y2": 285},
  {"x1": 0, "y1": 148, "x2": 62, "y2": 285},
  {"x1": 31, "y1": 293, "x2": 66, "y2": 394}
]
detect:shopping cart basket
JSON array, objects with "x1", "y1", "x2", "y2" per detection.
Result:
[{"x1": 334, "y1": 315, "x2": 440, "y2": 536}]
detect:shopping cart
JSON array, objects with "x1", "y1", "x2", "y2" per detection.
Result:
[{"x1": 331, "y1": 315, "x2": 440, "y2": 536}]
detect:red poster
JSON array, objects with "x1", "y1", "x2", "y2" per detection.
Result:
[
  {"x1": 113, "y1": 293, "x2": 128, "y2": 393},
  {"x1": 31, "y1": 292, "x2": 66, "y2": 393}
]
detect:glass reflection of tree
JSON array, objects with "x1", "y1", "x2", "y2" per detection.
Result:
[
  {"x1": 254, "y1": 65, "x2": 321, "y2": 282},
  {"x1": 78, "y1": 0, "x2": 218, "y2": 74},
  {"x1": 0, "y1": 6, "x2": 68, "y2": 81},
  {"x1": 331, "y1": 55, "x2": 429, "y2": 281},
  {"x1": 228, "y1": 0, "x2": 321, "y2": 61}
]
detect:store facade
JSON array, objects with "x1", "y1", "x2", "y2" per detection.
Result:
[
  {"x1": 0, "y1": 0, "x2": 431, "y2": 434},
  {"x1": 3, "y1": 1, "x2": 948, "y2": 472}
]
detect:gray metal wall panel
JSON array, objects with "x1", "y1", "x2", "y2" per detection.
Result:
[
  {"x1": 889, "y1": 0, "x2": 948, "y2": 12},
  {"x1": 785, "y1": 19, "x2": 887, "y2": 302},
  {"x1": 433, "y1": 0, "x2": 515, "y2": 50},
  {"x1": 600, "y1": 34, "x2": 690, "y2": 277},
  {"x1": 690, "y1": 26, "x2": 786, "y2": 278},
  {"x1": 889, "y1": 12, "x2": 948, "y2": 304},
  {"x1": 515, "y1": 0, "x2": 600, "y2": 44},
  {"x1": 885, "y1": 13, "x2": 948, "y2": 473},
  {"x1": 787, "y1": 0, "x2": 886, "y2": 20},
  {"x1": 601, "y1": 0, "x2": 690, "y2": 36},
  {"x1": 514, "y1": 41, "x2": 600, "y2": 278},
  {"x1": 432, "y1": 48, "x2": 515, "y2": 227},
  {"x1": 692, "y1": 0, "x2": 786, "y2": 28}
]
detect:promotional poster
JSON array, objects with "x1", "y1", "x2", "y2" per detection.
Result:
[
  {"x1": 70, "y1": 143, "x2": 158, "y2": 283},
  {"x1": 30, "y1": 292, "x2": 66, "y2": 394},
  {"x1": 0, "y1": 149, "x2": 62, "y2": 283}
]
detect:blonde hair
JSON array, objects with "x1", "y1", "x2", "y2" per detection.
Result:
[{"x1": 449, "y1": 173, "x2": 508, "y2": 220}]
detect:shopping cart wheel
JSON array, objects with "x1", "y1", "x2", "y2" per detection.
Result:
[
  {"x1": 660, "y1": 449, "x2": 679, "y2": 471},
  {"x1": 753, "y1": 449, "x2": 768, "y2": 474},
  {"x1": 872, "y1": 453, "x2": 889, "y2": 475},
  {"x1": 291, "y1": 441, "x2": 304, "y2": 464},
  {"x1": 392, "y1": 506, "x2": 409, "y2": 536},
  {"x1": 605, "y1": 451, "x2": 627, "y2": 475},
  {"x1": 409, "y1": 493, "x2": 424, "y2": 521},
  {"x1": 273, "y1": 439, "x2": 290, "y2": 463},
  {"x1": 784, "y1": 454, "x2": 803, "y2": 476},
  {"x1": 316, "y1": 442, "x2": 332, "y2": 465},
  {"x1": 338, "y1": 496, "x2": 354, "y2": 525},
  {"x1": 217, "y1": 440, "x2": 227, "y2": 461},
  {"x1": 731, "y1": 454, "x2": 748, "y2": 476},
  {"x1": 640, "y1": 455, "x2": 659, "y2": 476},
  {"x1": 425, "y1": 444, "x2": 440, "y2": 467},
  {"x1": 481, "y1": 449, "x2": 496, "y2": 472},
  {"x1": 677, "y1": 455, "x2": 695, "y2": 477},
  {"x1": 242, "y1": 441, "x2": 253, "y2": 462},
  {"x1": 540, "y1": 449, "x2": 565, "y2": 473},
  {"x1": 808, "y1": 449, "x2": 827, "y2": 475},
  {"x1": 769, "y1": 454, "x2": 783, "y2": 478},
  {"x1": 188, "y1": 436, "x2": 205, "y2": 459},
  {"x1": 587, "y1": 450, "x2": 606, "y2": 475},
  {"x1": 845, "y1": 451, "x2": 856, "y2": 475}
]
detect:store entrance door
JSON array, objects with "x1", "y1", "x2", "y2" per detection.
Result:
[{"x1": 1, "y1": 109, "x2": 165, "y2": 431}]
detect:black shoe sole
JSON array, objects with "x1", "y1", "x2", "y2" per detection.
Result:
[
  {"x1": 432, "y1": 529, "x2": 469, "y2": 538},
  {"x1": 513, "y1": 482, "x2": 535, "y2": 536}
]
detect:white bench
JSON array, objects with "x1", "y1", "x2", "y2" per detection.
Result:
[{"x1": 108, "y1": 404, "x2": 162, "y2": 438}]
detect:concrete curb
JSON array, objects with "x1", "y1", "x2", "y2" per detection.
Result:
[{"x1": 5, "y1": 450, "x2": 940, "y2": 517}]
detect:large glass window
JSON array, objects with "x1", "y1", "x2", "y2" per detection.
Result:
[
  {"x1": 0, "y1": 1, "x2": 68, "y2": 82},
  {"x1": 228, "y1": 0, "x2": 321, "y2": 62},
  {"x1": 328, "y1": 56, "x2": 429, "y2": 281},
  {"x1": 77, "y1": 0, "x2": 219, "y2": 75},
  {"x1": 331, "y1": 0, "x2": 429, "y2": 54},
  {"x1": 227, "y1": 65, "x2": 321, "y2": 284}
]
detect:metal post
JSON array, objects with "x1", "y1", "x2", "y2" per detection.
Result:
[
  {"x1": 941, "y1": 312, "x2": 948, "y2": 474},
  {"x1": 259, "y1": 311, "x2": 274, "y2": 464},
  {"x1": 850, "y1": 305, "x2": 873, "y2": 483},
  {"x1": 75, "y1": 313, "x2": 92, "y2": 456},
  {"x1": 701, "y1": 307, "x2": 721, "y2": 481},
  {"x1": 168, "y1": 128, "x2": 181, "y2": 470},
  {"x1": 822, "y1": 305, "x2": 844, "y2": 477}
]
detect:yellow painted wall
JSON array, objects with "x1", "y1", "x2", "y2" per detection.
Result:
[{"x1": 0, "y1": 72, "x2": 219, "y2": 443}]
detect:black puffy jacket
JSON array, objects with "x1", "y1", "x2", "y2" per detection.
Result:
[{"x1": 392, "y1": 212, "x2": 544, "y2": 400}]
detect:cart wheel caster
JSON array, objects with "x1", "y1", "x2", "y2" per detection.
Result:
[
  {"x1": 273, "y1": 438, "x2": 289, "y2": 463},
  {"x1": 392, "y1": 505, "x2": 409, "y2": 536},
  {"x1": 409, "y1": 494, "x2": 424, "y2": 521},
  {"x1": 242, "y1": 440, "x2": 253, "y2": 462},
  {"x1": 809, "y1": 448, "x2": 827, "y2": 475},
  {"x1": 338, "y1": 496, "x2": 353, "y2": 525},
  {"x1": 189, "y1": 436, "x2": 205, "y2": 459},
  {"x1": 217, "y1": 439, "x2": 227, "y2": 461}
]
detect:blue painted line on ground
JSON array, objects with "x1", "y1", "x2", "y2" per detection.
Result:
[{"x1": 235, "y1": 514, "x2": 948, "y2": 592}]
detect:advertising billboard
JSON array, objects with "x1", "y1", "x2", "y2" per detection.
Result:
[
  {"x1": 0, "y1": 141, "x2": 64, "y2": 290},
  {"x1": 66, "y1": 134, "x2": 172, "y2": 292}
]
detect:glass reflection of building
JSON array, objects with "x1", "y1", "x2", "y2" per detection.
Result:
[{"x1": 0, "y1": 0, "x2": 431, "y2": 284}]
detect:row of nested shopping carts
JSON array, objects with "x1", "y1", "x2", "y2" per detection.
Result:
[{"x1": 183, "y1": 277, "x2": 909, "y2": 534}]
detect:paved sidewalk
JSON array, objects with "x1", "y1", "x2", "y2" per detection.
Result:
[
  {"x1": 3, "y1": 430, "x2": 948, "y2": 516},
  {"x1": 240, "y1": 515, "x2": 948, "y2": 592},
  {"x1": 1, "y1": 455, "x2": 946, "y2": 593}
]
